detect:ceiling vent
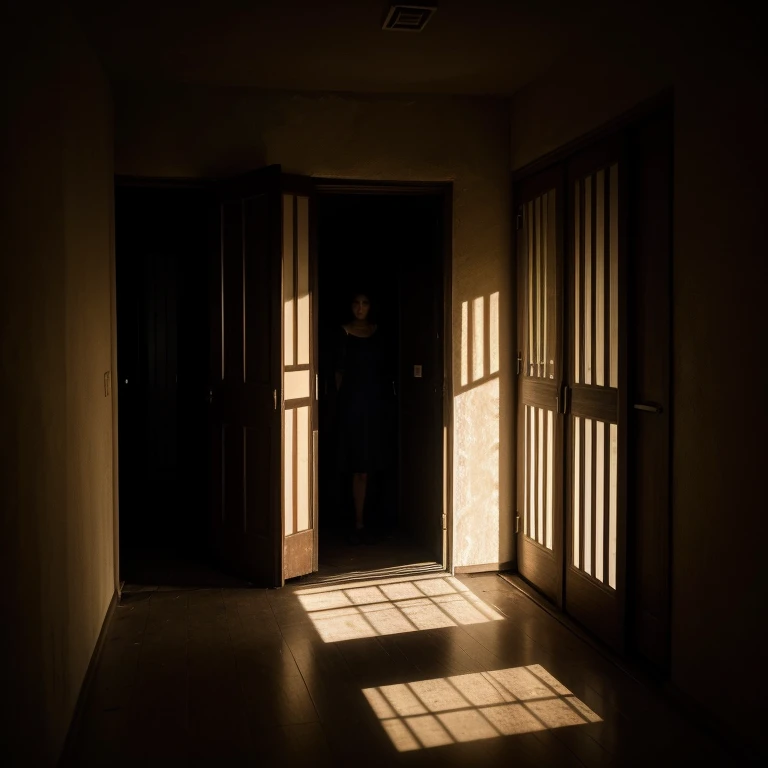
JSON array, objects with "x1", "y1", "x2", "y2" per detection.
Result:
[{"x1": 382, "y1": 5, "x2": 437, "y2": 32}]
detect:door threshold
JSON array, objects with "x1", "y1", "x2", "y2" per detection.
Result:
[{"x1": 288, "y1": 560, "x2": 445, "y2": 587}]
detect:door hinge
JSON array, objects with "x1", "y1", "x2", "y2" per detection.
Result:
[
  {"x1": 516, "y1": 352, "x2": 522, "y2": 375},
  {"x1": 442, "y1": 513, "x2": 447, "y2": 531},
  {"x1": 273, "y1": 389, "x2": 277, "y2": 410},
  {"x1": 556, "y1": 383, "x2": 569, "y2": 415},
  {"x1": 515, "y1": 515, "x2": 520, "y2": 534}
]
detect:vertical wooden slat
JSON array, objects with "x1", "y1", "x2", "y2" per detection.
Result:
[
  {"x1": 528, "y1": 201, "x2": 534, "y2": 376},
  {"x1": 591, "y1": 173, "x2": 598, "y2": 391},
  {"x1": 610, "y1": 164, "x2": 619, "y2": 388},
  {"x1": 579, "y1": 179, "x2": 586, "y2": 386},
  {"x1": 603, "y1": 418, "x2": 611, "y2": 583},
  {"x1": 603, "y1": 168, "x2": 611, "y2": 389},
  {"x1": 541, "y1": 193, "x2": 549, "y2": 379},
  {"x1": 536, "y1": 196, "x2": 542, "y2": 378}
]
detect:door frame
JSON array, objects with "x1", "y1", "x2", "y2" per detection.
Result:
[
  {"x1": 313, "y1": 178, "x2": 454, "y2": 572},
  {"x1": 112, "y1": 175, "x2": 455, "y2": 577}
]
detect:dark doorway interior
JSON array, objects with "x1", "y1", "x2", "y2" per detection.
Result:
[{"x1": 316, "y1": 192, "x2": 445, "y2": 576}]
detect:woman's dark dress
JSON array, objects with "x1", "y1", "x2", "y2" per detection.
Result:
[{"x1": 336, "y1": 327, "x2": 386, "y2": 473}]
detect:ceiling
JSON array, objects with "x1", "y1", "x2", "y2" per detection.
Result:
[{"x1": 71, "y1": 0, "x2": 618, "y2": 96}]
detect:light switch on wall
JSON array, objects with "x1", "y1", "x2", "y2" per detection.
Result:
[
  {"x1": 104, "y1": 371, "x2": 111, "y2": 397},
  {"x1": 414, "y1": 365, "x2": 422, "y2": 378}
]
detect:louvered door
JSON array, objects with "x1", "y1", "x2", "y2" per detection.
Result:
[
  {"x1": 515, "y1": 169, "x2": 565, "y2": 605},
  {"x1": 564, "y1": 141, "x2": 627, "y2": 651}
]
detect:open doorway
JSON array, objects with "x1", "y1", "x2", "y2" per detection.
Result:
[
  {"x1": 114, "y1": 176, "x2": 450, "y2": 589},
  {"x1": 314, "y1": 190, "x2": 448, "y2": 579}
]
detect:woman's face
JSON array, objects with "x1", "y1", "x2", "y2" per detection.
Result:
[{"x1": 351, "y1": 294, "x2": 371, "y2": 321}]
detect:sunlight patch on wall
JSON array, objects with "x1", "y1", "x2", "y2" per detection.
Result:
[
  {"x1": 295, "y1": 574, "x2": 503, "y2": 643},
  {"x1": 364, "y1": 665, "x2": 601, "y2": 752},
  {"x1": 454, "y1": 377, "x2": 499, "y2": 566},
  {"x1": 454, "y1": 291, "x2": 501, "y2": 567}
]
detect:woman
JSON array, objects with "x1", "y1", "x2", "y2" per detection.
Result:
[{"x1": 335, "y1": 291, "x2": 388, "y2": 544}]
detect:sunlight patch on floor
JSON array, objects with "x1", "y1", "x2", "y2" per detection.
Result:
[
  {"x1": 295, "y1": 574, "x2": 504, "y2": 642},
  {"x1": 363, "y1": 665, "x2": 601, "y2": 751}
]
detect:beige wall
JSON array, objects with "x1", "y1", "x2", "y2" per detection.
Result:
[
  {"x1": 116, "y1": 86, "x2": 514, "y2": 568},
  {"x1": 0, "y1": 4, "x2": 115, "y2": 764},
  {"x1": 510, "y1": 5, "x2": 767, "y2": 755}
]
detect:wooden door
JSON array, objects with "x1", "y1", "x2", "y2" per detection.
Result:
[
  {"x1": 564, "y1": 139, "x2": 627, "y2": 651},
  {"x1": 514, "y1": 108, "x2": 671, "y2": 654},
  {"x1": 209, "y1": 166, "x2": 318, "y2": 586},
  {"x1": 515, "y1": 169, "x2": 565, "y2": 605},
  {"x1": 280, "y1": 176, "x2": 319, "y2": 581}
]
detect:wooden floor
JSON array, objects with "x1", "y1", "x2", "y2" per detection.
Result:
[{"x1": 65, "y1": 570, "x2": 736, "y2": 767}]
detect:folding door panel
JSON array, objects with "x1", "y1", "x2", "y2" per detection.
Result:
[
  {"x1": 565, "y1": 145, "x2": 627, "y2": 651},
  {"x1": 281, "y1": 184, "x2": 318, "y2": 581},
  {"x1": 515, "y1": 170, "x2": 564, "y2": 605}
]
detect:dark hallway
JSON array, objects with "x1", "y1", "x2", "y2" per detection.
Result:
[{"x1": 3, "y1": 2, "x2": 766, "y2": 766}]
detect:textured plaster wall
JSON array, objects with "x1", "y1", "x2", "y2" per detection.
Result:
[
  {"x1": 116, "y1": 85, "x2": 513, "y2": 568},
  {"x1": 510, "y1": 4, "x2": 766, "y2": 755},
  {"x1": 0, "y1": 4, "x2": 115, "y2": 764}
]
